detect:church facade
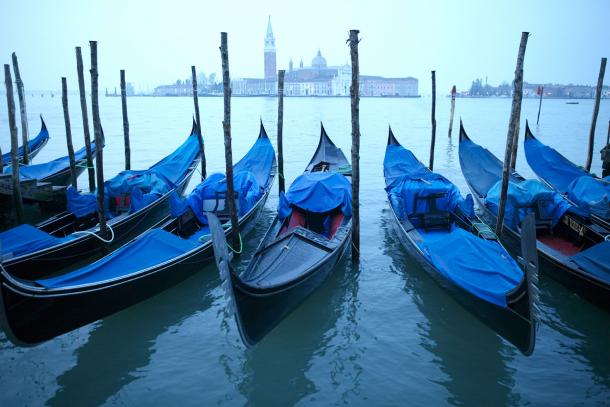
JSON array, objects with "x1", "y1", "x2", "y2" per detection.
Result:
[{"x1": 232, "y1": 18, "x2": 419, "y2": 97}]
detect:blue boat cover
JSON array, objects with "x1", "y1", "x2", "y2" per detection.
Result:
[
  {"x1": 66, "y1": 130, "x2": 200, "y2": 218},
  {"x1": 525, "y1": 135, "x2": 609, "y2": 219},
  {"x1": 458, "y1": 137, "x2": 505, "y2": 196},
  {"x1": 570, "y1": 240, "x2": 610, "y2": 284},
  {"x1": 0, "y1": 224, "x2": 73, "y2": 259},
  {"x1": 383, "y1": 143, "x2": 474, "y2": 219},
  {"x1": 278, "y1": 172, "x2": 352, "y2": 220},
  {"x1": 418, "y1": 227, "x2": 523, "y2": 307},
  {"x1": 3, "y1": 142, "x2": 96, "y2": 180},
  {"x1": 485, "y1": 179, "x2": 574, "y2": 229},
  {"x1": 170, "y1": 132, "x2": 275, "y2": 224},
  {"x1": 2, "y1": 123, "x2": 49, "y2": 165},
  {"x1": 36, "y1": 228, "x2": 199, "y2": 288}
]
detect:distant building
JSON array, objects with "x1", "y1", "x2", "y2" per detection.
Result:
[{"x1": 264, "y1": 16, "x2": 277, "y2": 82}]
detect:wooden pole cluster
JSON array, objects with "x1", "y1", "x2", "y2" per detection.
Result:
[
  {"x1": 89, "y1": 41, "x2": 108, "y2": 239},
  {"x1": 277, "y1": 69, "x2": 286, "y2": 194},
  {"x1": 348, "y1": 29, "x2": 361, "y2": 261},
  {"x1": 448, "y1": 85, "x2": 456, "y2": 138},
  {"x1": 191, "y1": 65, "x2": 206, "y2": 180},
  {"x1": 120, "y1": 69, "x2": 131, "y2": 171},
  {"x1": 4, "y1": 64, "x2": 24, "y2": 223},
  {"x1": 11, "y1": 53, "x2": 29, "y2": 165},
  {"x1": 429, "y1": 70, "x2": 437, "y2": 170},
  {"x1": 536, "y1": 86, "x2": 544, "y2": 125},
  {"x1": 220, "y1": 32, "x2": 241, "y2": 250},
  {"x1": 76, "y1": 46, "x2": 96, "y2": 192},
  {"x1": 61, "y1": 77, "x2": 77, "y2": 188},
  {"x1": 496, "y1": 32, "x2": 529, "y2": 236},
  {"x1": 585, "y1": 57, "x2": 607, "y2": 172}
]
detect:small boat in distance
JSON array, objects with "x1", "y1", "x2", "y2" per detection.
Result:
[
  {"x1": 565, "y1": 101, "x2": 579, "y2": 104},
  {"x1": 459, "y1": 121, "x2": 610, "y2": 312},
  {"x1": 220, "y1": 124, "x2": 353, "y2": 347},
  {"x1": 1, "y1": 116, "x2": 50, "y2": 166},
  {"x1": 384, "y1": 127, "x2": 537, "y2": 355}
]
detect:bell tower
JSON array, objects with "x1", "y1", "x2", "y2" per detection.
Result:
[{"x1": 264, "y1": 16, "x2": 277, "y2": 81}]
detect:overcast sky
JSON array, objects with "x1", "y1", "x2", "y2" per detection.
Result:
[{"x1": 1, "y1": 0, "x2": 608, "y2": 94}]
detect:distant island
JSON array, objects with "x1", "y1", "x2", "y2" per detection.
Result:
[{"x1": 457, "y1": 78, "x2": 610, "y2": 99}]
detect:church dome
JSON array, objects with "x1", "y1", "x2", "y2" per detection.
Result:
[{"x1": 311, "y1": 50, "x2": 327, "y2": 69}]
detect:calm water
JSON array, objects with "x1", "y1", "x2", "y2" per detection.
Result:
[{"x1": 1, "y1": 95, "x2": 609, "y2": 406}]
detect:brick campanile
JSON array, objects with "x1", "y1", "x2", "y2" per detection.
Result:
[{"x1": 264, "y1": 16, "x2": 277, "y2": 81}]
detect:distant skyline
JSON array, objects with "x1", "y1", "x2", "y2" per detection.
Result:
[{"x1": 1, "y1": 0, "x2": 608, "y2": 94}]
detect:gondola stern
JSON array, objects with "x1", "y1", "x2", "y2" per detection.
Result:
[
  {"x1": 524, "y1": 120, "x2": 535, "y2": 141},
  {"x1": 459, "y1": 118, "x2": 470, "y2": 142},
  {"x1": 387, "y1": 125, "x2": 400, "y2": 146},
  {"x1": 40, "y1": 114, "x2": 47, "y2": 132},
  {"x1": 259, "y1": 120, "x2": 269, "y2": 139},
  {"x1": 190, "y1": 116, "x2": 199, "y2": 136}
]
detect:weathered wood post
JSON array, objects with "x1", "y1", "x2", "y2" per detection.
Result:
[
  {"x1": 120, "y1": 69, "x2": 131, "y2": 170},
  {"x1": 429, "y1": 70, "x2": 437, "y2": 170},
  {"x1": 0, "y1": 140, "x2": 3, "y2": 168},
  {"x1": 220, "y1": 32, "x2": 241, "y2": 251},
  {"x1": 61, "y1": 77, "x2": 77, "y2": 188},
  {"x1": 4, "y1": 64, "x2": 24, "y2": 223},
  {"x1": 348, "y1": 29, "x2": 361, "y2": 261},
  {"x1": 191, "y1": 65, "x2": 206, "y2": 180},
  {"x1": 11, "y1": 53, "x2": 29, "y2": 164},
  {"x1": 90, "y1": 41, "x2": 108, "y2": 239},
  {"x1": 536, "y1": 86, "x2": 544, "y2": 125},
  {"x1": 496, "y1": 32, "x2": 529, "y2": 236},
  {"x1": 448, "y1": 85, "x2": 456, "y2": 138},
  {"x1": 277, "y1": 69, "x2": 286, "y2": 194},
  {"x1": 76, "y1": 46, "x2": 96, "y2": 192},
  {"x1": 585, "y1": 57, "x2": 607, "y2": 172}
]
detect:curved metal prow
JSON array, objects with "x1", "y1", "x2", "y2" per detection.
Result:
[
  {"x1": 387, "y1": 125, "x2": 400, "y2": 146},
  {"x1": 40, "y1": 115, "x2": 47, "y2": 132},
  {"x1": 524, "y1": 119, "x2": 535, "y2": 141},
  {"x1": 259, "y1": 120, "x2": 269, "y2": 139},
  {"x1": 459, "y1": 119, "x2": 470, "y2": 142}
]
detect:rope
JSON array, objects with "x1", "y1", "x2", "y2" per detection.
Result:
[
  {"x1": 75, "y1": 162, "x2": 95, "y2": 169},
  {"x1": 72, "y1": 222, "x2": 115, "y2": 243},
  {"x1": 226, "y1": 232, "x2": 243, "y2": 254}
]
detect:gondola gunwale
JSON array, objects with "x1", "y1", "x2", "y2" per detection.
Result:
[{"x1": 384, "y1": 128, "x2": 536, "y2": 355}]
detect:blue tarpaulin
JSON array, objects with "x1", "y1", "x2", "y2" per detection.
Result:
[
  {"x1": 570, "y1": 241, "x2": 610, "y2": 284},
  {"x1": 485, "y1": 179, "x2": 574, "y2": 229},
  {"x1": 384, "y1": 143, "x2": 474, "y2": 219},
  {"x1": 565, "y1": 176, "x2": 610, "y2": 219},
  {"x1": 418, "y1": 227, "x2": 523, "y2": 307},
  {"x1": 2, "y1": 123, "x2": 49, "y2": 165},
  {"x1": 36, "y1": 228, "x2": 199, "y2": 288},
  {"x1": 0, "y1": 224, "x2": 73, "y2": 259},
  {"x1": 278, "y1": 172, "x2": 352, "y2": 220},
  {"x1": 4, "y1": 142, "x2": 97, "y2": 180}
]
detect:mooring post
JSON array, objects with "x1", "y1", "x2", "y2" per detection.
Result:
[
  {"x1": 120, "y1": 69, "x2": 131, "y2": 170},
  {"x1": 191, "y1": 65, "x2": 206, "y2": 180},
  {"x1": 4, "y1": 64, "x2": 24, "y2": 223},
  {"x1": 448, "y1": 85, "x2": 456, "y2": 138},
  {"x1": 220, "y1": 32, "x2": 241, "y2": 251},
  {"x1": 11, "y1": 53, "x2": 29, "y2": 165},
  {"x1": 536, "y1": 86, "x2": 544, "y2": 125},
  {"x1": 496, "y1": 32, "x2": 529, "y2": 236},
  {"x1": 90, "y1": 41, "x2": 108, "y2": 239},
  {"x1": 277, "y1": 69, "x2": 286, "y2": 194},
  {"x1": 62, "y1": 77, "x2": 77, "y2": 188},
  {"x1": 429, "y1": 70, "x2": 437, "y2": 170},
  {"x1": 585, "y1": 57, "x2": 607, "y2": 172},
  {"x1": 348, "y1": 29, "x2": 361, "y2": 261},
  {"x1": 76, "y1": 46, "x2": 96, "y2": 192}
]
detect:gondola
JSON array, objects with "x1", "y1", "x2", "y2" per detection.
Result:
[
  {"x1": 458, "y1": 121, "x2": 610, "y2": 312},
  {"x1": 523, "y1": 121, "x2": 610, "y2": 230},
  {"x1": 1, "y1": 116, "x2": 50, "y2": 166},
  {"x1": 0, "y1": 122, "x2": 276, "y2": 345},
  {"x1": 0, "y1": 120, "x2": 201, "y2": 280},
  {"x1": 383, "y1": 128, "x2": 537, "y2": 355},
  {"x1": 214, "y1": 124, "x2": 352, "y2": 346}
]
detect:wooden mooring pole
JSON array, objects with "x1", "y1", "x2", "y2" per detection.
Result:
[
  {"x1": 76, "y1": 46, "x2": 96, "y2": 192},
  {"x1": 120, "y1": 69, "x2": 131, "y2": 170},
  {"x1": 496, "y1": 32, "x2": 529, "y2": 236},
  {"x1": 220, "y1": 32, "x2": 241, "y2": 251},
  {"x1": 536, "y1": 86, "x2": 544, "y2": 125},
  {"x1": 429, "y1": 70, "x2": 437, "y2": 170},
  {"x1": 585, "y1": 57, "x2": 606, "y2": 172},
  {"x1": 61, "y1": 77, "x2": 77, "y2": 188},
  {"x1": 4, "y1": 64, "x2": 24, "y2": 223},
  {"x1": 348, "y1": 29, "x2": 360, "y2": 261},
  {"x1": 277, "y1": 69, "x2": 286, "y2": 194},
  {"x1": 191, "y1": 65, "x2": 206, "y2": 180},
  {"x1": 448, "y1": 85, "x2": 456, "y2": 138},
  {"x1": 11, "y1": 53, "x2": 29, "y2": 165},
  {"x1": 89, "y1": 41, "x2": 108, "y2": 239}
]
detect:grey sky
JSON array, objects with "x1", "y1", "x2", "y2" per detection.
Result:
[{"x1": 1, "y1": 0, "x2": 608, "y2": 94}]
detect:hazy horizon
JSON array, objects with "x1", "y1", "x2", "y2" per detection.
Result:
[{"x1": 1, "y1": 0, "x2": 609, "y2": 94}]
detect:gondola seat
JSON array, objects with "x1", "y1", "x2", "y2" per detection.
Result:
[{"x1": 409, "y1": 193, "x2": 451, "y2": 232}]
